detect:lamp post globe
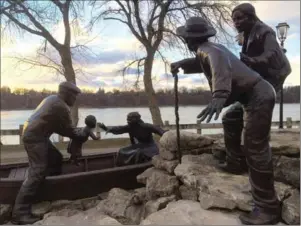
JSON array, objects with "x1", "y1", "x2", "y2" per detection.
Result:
[{"x1": 275, "y1": 22, "x2": 289, "y2": 129}]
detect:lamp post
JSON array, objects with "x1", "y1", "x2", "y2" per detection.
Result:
[{"x1": 276, "y1": 22, "x2": 290, "y2": 129}]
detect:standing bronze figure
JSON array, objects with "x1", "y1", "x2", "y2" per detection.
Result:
[
  {"x1": 220, "y1": 2, "x2": 292, "y2": 177},
  {"x1": 99, "y1": 112, "x2": 165, "y2": 166},
  {"x1": 11, "y1": 82, "x2": 85, "y2": 225},
  {"x1": 171, "y1": 17, "x2": 281, "y2": 225}
]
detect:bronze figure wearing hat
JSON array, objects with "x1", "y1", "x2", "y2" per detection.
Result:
[
  {"x1": 11, "y1": 81, "x2": 85, "y2": 225},
  {"x1": 171, "y1": 16, "x2": 281, "y2": 225}
]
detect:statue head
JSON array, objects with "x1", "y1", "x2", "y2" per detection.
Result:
[
  {"x1": 176, "y1": 17, "x2": 216, "y2": 52},
  {"x1": 127, "y1": 112, "x2": 142, "y2": 126},
  {"x1": 85, "y1": 115, "x2": 97, "y2": 128},
  {"x1": 58, "y1": 81, "x2": 81, "y2": 107},
  {"x1": 232, "y1": 3, "x2": 260, "y2": 33}
]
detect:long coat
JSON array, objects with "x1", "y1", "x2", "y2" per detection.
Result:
[
  {"x1": 241, "y1": 21, "x2": 291, "y2": 90},
  {"x1": 22, "y1": 95, "x2": 80, "y2": 142},
  {"x1": 180, "y1": 42, "x2": 264, "y2": 107}
]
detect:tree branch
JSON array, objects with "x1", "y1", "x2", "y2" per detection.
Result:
[
  {"x1": 132, "y1": 0, "x2": 147, "y2": 40},
  {"x1": 62, "y1": 0, "x2": 71, "y2": 46},
  {"x1": 13, "y1": 1, "x2": 62, "y2": 50},
  {"x1": 104, "y1": 17, "x2": 129, "y2": 25},
  {"x1": 50, "y1": 0, "x2": 63, "y2": 11},
  {"x1": 1, "y1": 11, "x2": 43, "y2": 36}
]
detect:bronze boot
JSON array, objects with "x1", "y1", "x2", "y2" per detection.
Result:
[
  {"x1": 239, "y1": 206, "x2": 281, "y2": 225},
  {"x1": 11, "y1": 214, "x2": 41, "y2": 225},
  {"x1": 217, "y1": 158, "x2": 248, "y2": 175}
]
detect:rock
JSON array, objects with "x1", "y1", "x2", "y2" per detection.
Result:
[
  {"x1": 159, "y1": 130, "x2": 215, "y2": 152},
  {"x1": 137, "y1": 167, "x2": 162, "y2": 184},
  {"x1": 34, "y1": 216, "x2": 71, "y2": 225},
  {"x1": 207, "y1": 130, "x2": 300, "y2": 157},
  {"x1": 282, "y1": 189, "x2": 300, "y2": 225},
  {"x1": 152, "y1": 155, "x2": 179, "y2": 174},
  {"x1": 43, "y1": 208, "x2": 82, "y2": 218},
  {"x1": 50, "y1": 200, "x2": 72, "y2": 209},
  {"x1": 269, "y1": 130, "x2": 300, "y2": 156},
  {"x1": 179, "y1": 185, "x2": 198, "y2": 201},
  {"x1": 144, "y1": 195, "x2": 176, "y2": 218},
  {"x1": 95, "y1": 200, "x2": 106, "y2": 212},
  {"x1": 0, "y1": 205, "x2": 12, "y2": 224},
  {"x1": 80, "y1": 196, "x2": 101, "y2": 210},
  {"x1": 146, "y1": 169, "x2": 179, "y2": 200},
  {"x1": 175, "y1": 154, "x2": 294, "y2": 212},
  {"x1": 98, "y1": 192, "x2": 109, "y2": 200},
  {"x1": 42, "y1": 199, "x2": 85, "y2": 219},
  {"x1": 174, "y1": 154, "x2": 220, "y2": 187},
  {"x1": 133, "y1": 188, "x2": 147, "y2": 204},
  {"x1": 159, "y1": 147, "x2": 177, "y2": 160},
  {"x1": 141, "y1": 200, "x2": 241, "y2": 225},
  {"x1": 103, "y1": 188, "x2": 144, "y2": 224},
  {"x1": 273, "y1": 156, "x2": 300, "y2": 188},
  {"x1": 70, "y1": 213, "x2": 121, "y2": 225},
  {"x1": 32, "y1": 201, "x2": 51, "y2": 216},
  {"x1": 35, "y1": 211, "x2": 121, "y2": 225}
]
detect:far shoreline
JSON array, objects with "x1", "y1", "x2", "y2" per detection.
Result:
[{"x1": 0, "y1": 102, "x2": 300, "y2": 112}]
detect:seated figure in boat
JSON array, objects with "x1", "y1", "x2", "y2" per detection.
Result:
[
  {"x1": 99, "y1": 112, "x2": 166, "y2": 166},
  {"x1": 11, "y1": 82, "x2": 86, "y2": 225},
  {"x1": 67, "y1": 115, "x2": 100, "y2": 165}
]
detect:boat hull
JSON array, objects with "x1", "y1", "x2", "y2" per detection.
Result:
[{"x1": 0, "y1": 153, "x2": 152, "y2": 204}]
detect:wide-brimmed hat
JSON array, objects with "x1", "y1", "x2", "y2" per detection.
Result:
[{"x1": 176, "y1": 17, "x2": 216, "y2": 39}]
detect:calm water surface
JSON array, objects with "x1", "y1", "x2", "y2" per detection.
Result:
[{"x1": 1, "y1": 104, "x2": 300, "y2": 144}]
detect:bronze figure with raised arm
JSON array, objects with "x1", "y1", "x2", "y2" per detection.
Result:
[
  {"x1": 99, "y1": 112, "x2": 166, "y2": 166},
  {"x1": 170, "y1": 17, "x2": 281, "y2": 225}
]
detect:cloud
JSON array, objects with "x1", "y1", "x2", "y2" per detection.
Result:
[
  {"x1": 252, "y1": 1, "x2": 300, "y2": 22},
  {"x1": 284, "y1": 54, "x2": 300, "y2": 86}
]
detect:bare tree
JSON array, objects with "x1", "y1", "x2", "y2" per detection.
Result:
[
  {"x1": 90, "y1": 0, "x2": 239, "y2": 126},
  {"x1": 1, "y1": 0, "x2": 91, "y2": 125}
]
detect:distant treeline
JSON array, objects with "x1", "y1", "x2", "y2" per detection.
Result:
[{"x1": 0, "y1": 86, "x2": 300, "y2": 110}]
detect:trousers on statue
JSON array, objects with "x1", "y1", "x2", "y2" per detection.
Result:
[
  {"x1": 12, "y1": 139, "x2": 63, "y2": 217},
  {"x1": 222, "y1": 80, "x2": 280, "y2": 212}
]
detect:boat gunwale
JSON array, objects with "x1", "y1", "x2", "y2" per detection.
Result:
[{"x1": 0, "y1": 161, "x2": 152, "y2": 182}]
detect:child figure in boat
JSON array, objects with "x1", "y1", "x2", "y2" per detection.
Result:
[{"x1": 67, "y1": 115, "x2": 100, "y2": 165}]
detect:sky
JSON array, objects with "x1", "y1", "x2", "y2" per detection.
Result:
[{"x1": 1, "y1": 0, "x2": 300, "y2": 92}]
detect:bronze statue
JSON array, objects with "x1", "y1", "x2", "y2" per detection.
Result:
[
  {"x1": 11, "y1": 82, "x2": 85, "y2": 225},
  {"x1": 221, "y1": 2, "x2": 292, "y2": 173},
  {"x1": 67, "y1": 115, "x2": 100, "y2": 165},
  {"x1": 171, "y1": 17, "x2": 280, "y2": 225},
  {"x1": 99, "y1": 112, "x2": 166, "y2": 166}
]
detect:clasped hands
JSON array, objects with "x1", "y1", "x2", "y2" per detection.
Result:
[
  {"x1": 240, "y1": 52, "x2": 256, "y2": 65},
  {"x1": 170, "y1": 61, "x2": 226, "y2": 123},
  {"x1": 99, "y1": 123, "x2": 110, "y2": 134}
]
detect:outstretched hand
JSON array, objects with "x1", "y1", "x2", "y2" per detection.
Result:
[
  {"x1": 197, "y1": 98, "x2": 226, "y2": 123},
  {"x1": 170, "y1": 61, "x2": 181, "y2": 75},
  {"x1": 99, "y1": 123, "x2": 108, "y2": 131}
]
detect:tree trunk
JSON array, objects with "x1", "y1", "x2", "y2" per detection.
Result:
[
  {"x1": 59, "y1": 46, "x2": 79, "y2": 126},
  {"x1": 143, "y1": 52, "x2": 164, "y2": 126}
]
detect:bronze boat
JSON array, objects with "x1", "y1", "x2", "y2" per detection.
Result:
[{"x1": 0, "y1": 152, "x2": 152, "y2": 204}]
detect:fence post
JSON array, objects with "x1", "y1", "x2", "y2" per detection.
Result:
[
  {"x1": 196, "y1": 120, "x2": 202, "y2": 134},
  {"x1": 19, "y1": 124, "x2": 24, "y2": 144},
  {"x1": 58, "y1": 135, "x2": 64, "y2": 143},
  {"x1": 96, "y1": 123, "x2": 101, "y2": 140},
  {"x1": 286, "y1": 117, "x2": 292, "y2": 129}
]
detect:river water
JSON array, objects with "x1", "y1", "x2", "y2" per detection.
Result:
[{"x1": 1, "y1": 103, "x2": 300, "y2": 144}]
